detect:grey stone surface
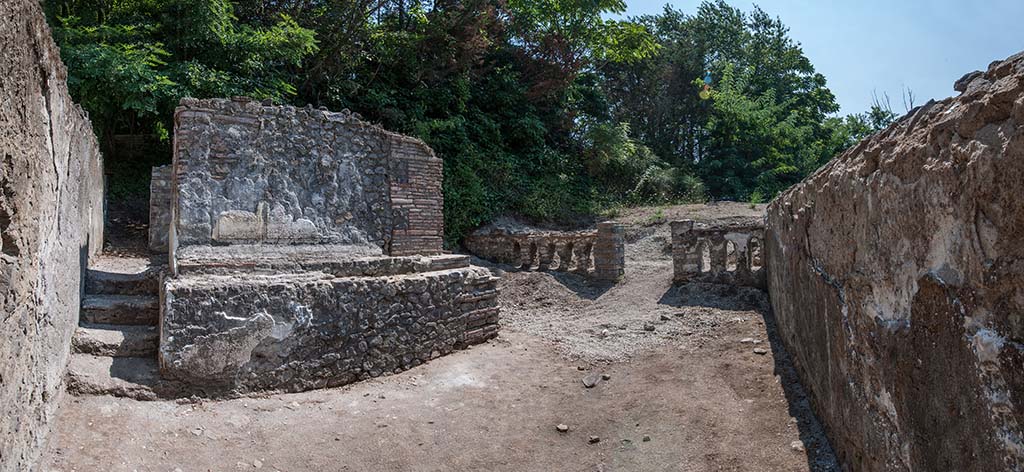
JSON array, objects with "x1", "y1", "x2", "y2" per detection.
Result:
[
  {"x1": 72, "y1": 324, "x2": 159, "y2": 358},
  {"x1": 0, "y1": 0, "x2": 105, "y2": 469},
  {"x1": 66, "y1": 354, "x2": 189, "y2": 401},
  {"x1": 148, "y1": 165, "x2": 172, "y2": 252},
  {"x1": 171, "y1": 98, "x2": 443, "y2": 256},
  {"x1": 766, "y1": 51, "x2": 1024, "y2": 471},
  {"x1": 160, "y1": 254, "x2": 500, "y2": 393},
  {"x1": 85, "y1": 257, "x2": 164, "y2": 296},
  {"x1": 81, "y1": 294, "x2": 159, "y2": 326}
]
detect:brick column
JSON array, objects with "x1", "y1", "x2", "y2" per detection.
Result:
[
  {"x1": 593, "y1": 222, "x2": 625, "y2": 281},
  {"x1": 670, "y1": 220, "x2": 697, "y2": 283}
]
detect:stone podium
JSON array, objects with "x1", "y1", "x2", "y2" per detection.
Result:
[{"x1": 158, "y1": 98, "x2": 499, "y2": 393}]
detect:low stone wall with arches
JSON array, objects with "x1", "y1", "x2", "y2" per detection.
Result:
[
  {"x1": 465, "y1": 221, "x2": 625, "y2": 281},
  {"x1": 670, "y1": 218, "x2": 765, "y2": 288}
]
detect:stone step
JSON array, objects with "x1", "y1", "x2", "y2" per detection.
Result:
[
  {"x1": 85, "y1": 256, "x2": 165, "y2": 296},
  {"x1": 65, "y1": 354, "x2": 187, "y2": 401},
  {"x1": 80, "y1": 294, "x2": 159, "y2": 326},
  {"x1": 72, "y1": 324, "x2": 158, "y2": 357}
]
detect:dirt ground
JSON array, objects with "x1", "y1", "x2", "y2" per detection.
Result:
[{"x1": 42, "y1": 203, "x2": 837, "y2": 471}]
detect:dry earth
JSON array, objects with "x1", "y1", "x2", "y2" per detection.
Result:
[{"x1": 42, "y1": 203, "x2": 837, "y2": 471}]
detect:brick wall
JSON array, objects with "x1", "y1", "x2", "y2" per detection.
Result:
[{"x1": 387, "y1": 135, "x2": 443, "y2": 256}]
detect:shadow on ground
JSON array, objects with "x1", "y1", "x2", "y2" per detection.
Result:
[{"x1": 658, "y1": 282, "x2": 840, "y2": 472}]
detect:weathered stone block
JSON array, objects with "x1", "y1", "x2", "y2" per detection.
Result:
[
  {"x1": 149, "y1": 165, "x2": 172, "y2": 252},
  {"x1": 765, "y1": 52, "x2": 1024, "y2": 471},
  {"x1": 159, "y1": 252, "x2": 499, "y2": 392}
]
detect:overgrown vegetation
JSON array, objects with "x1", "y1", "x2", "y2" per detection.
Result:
[{"x1": 47, "y1": 0, "x2": 895, "y2": 244}]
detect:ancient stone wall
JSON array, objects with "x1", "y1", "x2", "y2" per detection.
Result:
[
  {"x1": 161, "y1": 100, "x2": 496, "y2": 394},
  {"x1": 671, "y1": 218, "x2": 765, "y2": 288},
  {"x1": 160, "y1": 251, "x2": 498, "y2": 392},
  {"x1": 149, "y1": 165, "x2": 171, "y2": 253},
  {"x1": 171, "y1": 97, "x2": 443, "y2": 256},
  {"x1": 0, "y1": 1, "x2": 105, "y2": 469},
  {"x1": 464, "y1": 221, "x2": 625, "y2": 280},
  {"x1": 766, "y1": 52, "x2": 1024, "y2": 471}
]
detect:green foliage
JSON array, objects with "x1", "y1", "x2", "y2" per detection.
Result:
[
  {"x1": 49, "y1": 0, "x2": 318, "y2": 195},
  {"x1": 48, "y1": 0, "x2": 891, "y2": 245}
]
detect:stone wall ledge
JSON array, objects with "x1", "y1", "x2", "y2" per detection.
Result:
[{"x1": 176, "y1": 244, "x2": 470, "y2": 277}]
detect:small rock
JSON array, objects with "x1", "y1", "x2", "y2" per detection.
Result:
[
  {"x1": 753, "y1": 347, "x2": 768, "y2": 355},
  {"x1": 740, "y1": 338, "x2": 755, "y2": 344},
  {"x1": 601, "y1": 373, "x2": 611, "y2": 381},
  {"x1": 253, "y1": 459, "x2": 263, "y2": 469},
  {"x1": 577, "y1": 366, "x2": 586, "y2": 371},
  {"x1": 582, "y1": 373, "x2": 602, "y2": 388},
  {"x1": 588, "y1": 436, "x2": 601, "y2": 444},
  {"x1": 600, "y1": 329, "x2": 609, "y2": 338},
  {"x1": 642, "y1": 435, "x2": 651, "y2": 442},
  {"x1": 643, "y1": 323, "x2": 655, "y2": 332},
  {"x1": 556, "y1": 424, "x2": 570, "y2": 433},
  {"x1": 791, "y1": 440, "x2": 806, "y2": 452},
  {"x1": 659, "y1": 314, "x2": 671, "y2": 321}
]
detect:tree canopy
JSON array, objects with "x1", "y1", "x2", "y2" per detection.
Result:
[{"x1": 47, "y1": 0, "x2": 893, "y2": 243}]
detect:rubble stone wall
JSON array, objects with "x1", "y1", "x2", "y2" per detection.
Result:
[
  {"x1": 149, "y1": 165, "x2": 171, "y2": 252},
  {"x1": 171, "y1": 98, "x2": 443, "y2": 256},
  {"x1": 464, "y1": 222, "x2": 625, "y2": 280},
  {"x1": 160, "y1": 254, "x2": 498, "y2": 392},
  {"x1": 0, "y1": 1, "x2": 105, "y2": 469},
  {"x1": 671, "y1": 219, "x2": 765, "y2": 288},
  {"x1": 765, "y1": 52, "x2": 1024, "y2": 471}
]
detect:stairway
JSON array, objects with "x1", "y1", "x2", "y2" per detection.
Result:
[{"x1": 66, "y1": 256, "x2": 181, "y2": 400}]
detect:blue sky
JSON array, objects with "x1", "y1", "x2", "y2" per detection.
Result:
[{"x1": 614, "y1": 0, "x2": 1024, "y2": 116}]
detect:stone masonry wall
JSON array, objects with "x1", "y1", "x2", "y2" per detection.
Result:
[
  {"x1": 464, "y1": 221, "x2": 625, "y2": 280},
  {"x1": 0, "y1": 1, "x2": 105, "y2": 470},
  {"x1": 671, "y1": 218, "x2": 765, "y2": 288},
  {"x1": 149, "y1": 165, "x2": 171, "y2": 253},
  {"x1": 160, "y1": 254, "x2": 498, "y2": 392},
  {"x1": 766, "y1": 52, "x2": 1024, "y2": 471},
  {"x1": 171, "y1": 98, "x2": 443, "y2": 256}
]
